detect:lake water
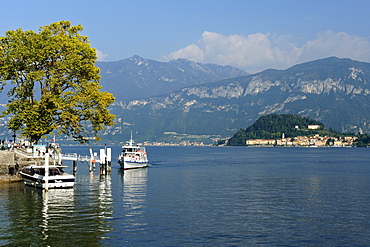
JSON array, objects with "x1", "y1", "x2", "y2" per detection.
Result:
[{"x1": 1, "y1": 146, "x2": 370, "y2": 246}]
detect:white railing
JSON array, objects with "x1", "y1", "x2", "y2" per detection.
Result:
[
  {"x1": 78, "y1": 155, "x2": 94, "y2": 162},
  {"x1": 61, "y1": 153, "x2": 99, "y2": 162},
  {"x1": 61, "y1": 153, "x2": 79, "y2": 160},
  {"x1": 14, "y1": 148, "x2": 46, "y2": 159}
]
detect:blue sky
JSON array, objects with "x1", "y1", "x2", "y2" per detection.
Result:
[{"x1": 1, "y1": 0, "x2": 370, "y2": 73}]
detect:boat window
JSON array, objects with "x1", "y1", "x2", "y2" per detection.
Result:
[
  {"x1": 24, "y1": 168, "x2": 33, "y2": 175},
  {"x1": 36, "y1": 169, "x2": 45, "y2": 176},
  {"x1": 49, "y1": 168, "x2": 61, "y2": 176},
  {"x1": 34, "y1": 169, "x2": 42, "y2": 175}
]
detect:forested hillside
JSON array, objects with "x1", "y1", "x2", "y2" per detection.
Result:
[{"x1": 227, "y1": 114, "x2": 342, "y2": 146}]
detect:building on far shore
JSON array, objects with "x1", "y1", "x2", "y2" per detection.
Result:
[
  {"x1": 308, "y1": 125, "x2": 321, "y2": 130},
  {"x1": 246, "y1": 135, "x2": 357, "y2": 147}
]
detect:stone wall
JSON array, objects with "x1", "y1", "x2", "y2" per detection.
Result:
[
  {"x1": 0, "y1": 151, "x2": 21, "y2": 183},
  {"x1": 0, "y1": 151, "x2": 14, "y2": 164},
  {"x1": 0, "y1": 151, "x2": 15, "y2": 173}
]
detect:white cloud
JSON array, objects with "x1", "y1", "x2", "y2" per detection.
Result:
[
  {"x1": 96, "y1": 49, "x2": 108, "y2": 61},
  {"x1": 162, "y1": 31, "x2": 370, "y2": 73},
  {"x1": 167, "y1": 44, "x2": 204, "y2": 62},
  {"x1": 298, "y1": 31, "x2": 370, "y2": 63}
]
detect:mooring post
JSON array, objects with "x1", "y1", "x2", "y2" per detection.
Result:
[
  {"x1": 89, "y1": 147, "x2": 94, "y2": 172},
  {"x1": 99, "y1": 148, "x2": 105, "y2": 175},
  {"x1": 104, "y1": 144, "x2": 108, "y2": 174},
  {"x1": 106, "y1": 147, "x2": 112, "y2": 172},
  {"x1": 73, "y1": 160, "x2": 77, "y2": 175},
  {"x1": 107, "y1": 161, "x2": 112, "y2": 172},
  {"x1": 44, "y1": 150, "x2": 49, "y2": 192},
  {"x1": 100, "y1": 162, "x2": 105, "y2": 175}
]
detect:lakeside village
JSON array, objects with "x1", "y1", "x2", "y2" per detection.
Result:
[
  {"x1": 245, "y1": 124, "x2": 358, "y2": 147},
  {"x1": 140, "y1": 136, "x2": 357, "y2": 147},
  {"x1": 141, "y1": 125, "x2": 359, "y2": 147},
  {"x1": 245, "y1": 134, "x2": 357, "y2": 147}
]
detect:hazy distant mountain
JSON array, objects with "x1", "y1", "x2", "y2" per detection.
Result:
[
  {"x1": 104, "y1": 57, "x2": 370, "y2": 142},
  {"x1": 97, "y1": 55, "x2": 249, "y2": 101},
  {"x1": 2, "y1": 56, "x2": 370, "y2": 144}
]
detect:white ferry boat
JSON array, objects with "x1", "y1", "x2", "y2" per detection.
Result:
[
  {"x1": 118, "y1": 134, "x2": 149, "y2": 169},
  {"x1": 20, "y1": 164, "x2": 75, "y2": 189}
]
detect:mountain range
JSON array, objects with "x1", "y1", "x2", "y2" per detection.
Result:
[
  {"x1": 97, "y1": 55, "x2": 249, "y2": 101},
  {"x1": 1, "y1": 55, "x2": 370, "y2": 144},
  {"x1": 101, "y1": 56, "x2": 370, "y2": 143}
]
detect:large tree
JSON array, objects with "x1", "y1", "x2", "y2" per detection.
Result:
[{"x1": 0, "y1": 21, "x2": 115, "y2": 144}]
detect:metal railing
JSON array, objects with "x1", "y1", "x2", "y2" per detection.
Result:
[{"x1": 61, "y1": 153, "x2": 98, "y2": 162}]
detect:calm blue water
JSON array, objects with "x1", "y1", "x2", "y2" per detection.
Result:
[{"x1": 1, "y1": 146, "x2": 370, "y2": 246}]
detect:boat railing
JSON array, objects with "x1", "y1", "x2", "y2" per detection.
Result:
[{"x1": 61, "y1": 153, "x2": 98, "y2": 162}]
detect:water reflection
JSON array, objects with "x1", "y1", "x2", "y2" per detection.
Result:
[
  {"x1": 40, "y1": 189, "x2": 75, "y2": 241},
  {"x1": 72, "y1": 170, "x2": 114, "y2": 244},
  {"x1": 0, "y1": 171, "x2": 115, "y2": 246},
  {"x1": 98, "y1": 174, "x2": 114, "y2": 231},
  {"x1": 118, "y1": 168, "x2": 148, "y2": 230},
  {"x1": 0, "y1": 184, "x2": 78, "y2": 246}
]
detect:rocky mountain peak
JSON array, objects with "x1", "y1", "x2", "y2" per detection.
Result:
[
  {"x1": 96, "y1": 56, "x2": 248, "y2": 101},
  {"x1": 105, "y1": 57, "x2": 370, "y2": 142},
  {"x1": 129, "y1": 55, "x2": 149, "y2": 66}
]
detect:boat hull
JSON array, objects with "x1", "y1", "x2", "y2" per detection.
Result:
[
  {"x1": 20, "y1": 173, "x2": 75, "y2": 189},
  {"x1": 118, "y1": 161, "x2": 149, "y2": 170}
]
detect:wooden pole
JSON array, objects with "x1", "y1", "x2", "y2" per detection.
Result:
[
  {"x1": 73, "y1": 160, "x2": 77, "y2": 175},
  {"x1": 107, "y1": 148, "x2": 112, "y2": 172},
  {"x1": 45, "y1": 150, "x2": 49, "y2": 192}
]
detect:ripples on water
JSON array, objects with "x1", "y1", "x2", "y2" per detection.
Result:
[{"x1": 1, "y1": 146, "x2": 370, "y2": 246}]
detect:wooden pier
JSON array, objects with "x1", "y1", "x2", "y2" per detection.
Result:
[
  {"x1": 61, "y1": 147, "x2": 112, "y2": 174},
  {"x1": 0, "y1": 146, "x2": 112, "y2": 183}
]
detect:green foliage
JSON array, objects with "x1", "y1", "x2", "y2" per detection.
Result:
[
  {"x1": 355, "y1": 134, "x2": 370, "y2": 147},
  {"x1": 227, "y1": 114, "x2": 342, "y2": 146},
  {"x1": 0, "y1": 21, "x2": 115, "y2": 144}
]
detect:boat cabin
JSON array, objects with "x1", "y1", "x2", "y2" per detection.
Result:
[{"x1": 21, "y1": 167, "x2": 65, "y2": 176}]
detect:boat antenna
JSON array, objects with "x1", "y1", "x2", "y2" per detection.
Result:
[{"x1": 129, "y1": 130, "x2": 134, "y2": 145}]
